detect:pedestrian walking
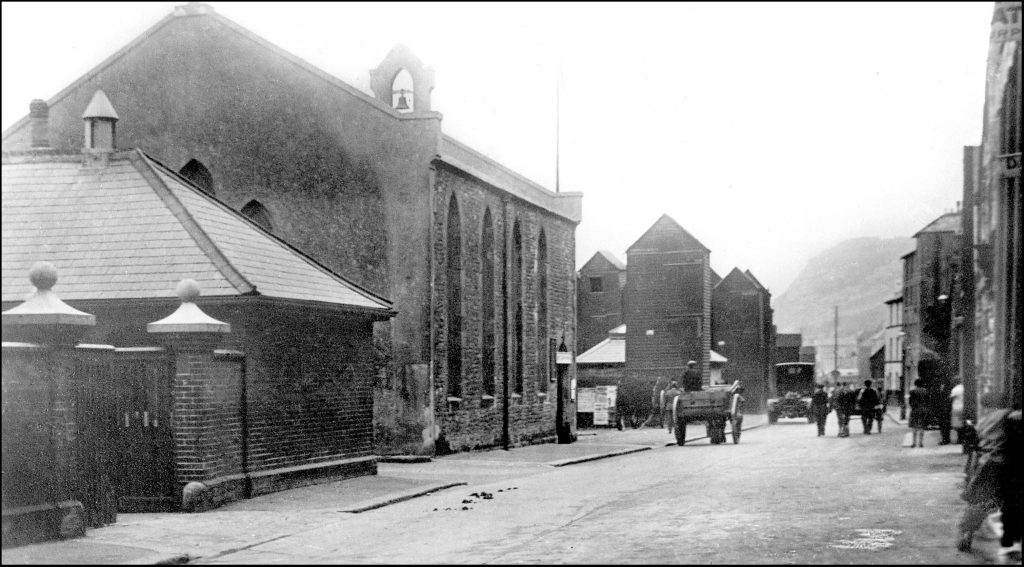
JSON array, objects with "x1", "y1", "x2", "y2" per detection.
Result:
[
  {"x1": 908, "y1": 379, "x2": 929, "y2": 448},
  {"x1": 875, "y1": 385, "x2": 887, "y2": 433},
  {"x1": 810, "y1": 383, "x2": 830, "y2": 436},
  {"x1": 834, "y1": 383, "x2": 856, "y2": 438},
  {"x1": 950, "y1": 379, "x2": 965, "y2": 443},
  {"x1": 682, "y1": 360, "x2": 703, "y2": 392},
  {"x1": 856, "y1": 380, "x2": 881, "y2": 435},
  {"x1": 956, "y1": 392, "x2": 1022, "y2": 562}
]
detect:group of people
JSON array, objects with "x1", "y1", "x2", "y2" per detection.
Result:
[{"x1": 808, "y1": 379, "x2": 886, "y2": 437}]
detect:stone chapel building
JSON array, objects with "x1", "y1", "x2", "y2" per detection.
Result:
[{"x1": 2, "y1": 3, "x2": 583, "y2": 454}]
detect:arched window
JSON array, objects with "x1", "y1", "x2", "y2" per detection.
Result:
[
  {"x1": 512, "y1": 219, "x2": 523, "y2": 395},
  {"x1": 392, "y1": 68, "x2": 415, "y2": 113},
  {"x1": 241, "y1": 200, "x2": 273, "y2": 232},
  {"x1": 446, "y1": 195, "x2": 463, "y2": 399},
  {"x1": 536, "y1": 229, "x2": 549, "y2": 393},
  {"x1": 179, "y1": 159, "x2": 214, "y2": 195},
  {"x1": 481, "y1": 208, "x2": 496, "y2": 400},
  {"x1": 1000, "y1": 50, "x2": 1020, "y2": 156}
]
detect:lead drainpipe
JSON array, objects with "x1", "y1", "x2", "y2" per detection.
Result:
[{"x1": 428, "y1": 164, "x2": 438, "y2": 455}]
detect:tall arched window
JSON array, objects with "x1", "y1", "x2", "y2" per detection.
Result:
[
  {"x1": 512, "y1": 219, "x2": 523, "y2": 395},
  {"x1": 536, "y1": 229, "x2": 549, "y2": 393},
  {"x1": 179, "y1": 159, "x2": 214, "y2": 195},
  {"x1": 241, "y1": 199, "x2": 273, "y2": 233},
  {"x1": 481, "y1": 208, "x2": 496, "y2": 400},
  {"x1": 446, "y1": 195, "x2": 463, "y2": 399}
]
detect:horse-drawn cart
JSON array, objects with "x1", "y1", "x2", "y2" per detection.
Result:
[{"x1": 667, "y1": 381, "x2": 744, "y2": 446}]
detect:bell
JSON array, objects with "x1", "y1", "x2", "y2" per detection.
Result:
[{"x1": 395, "y1": 90, "x2": 410, "y2": 111}]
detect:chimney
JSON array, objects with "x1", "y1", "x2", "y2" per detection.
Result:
[
  {"x1": 82, "y1": 90, "x2": 119, "y2": 152},
  {"x1": 29, "y1": 99, "x2": 50, "y2": 149}
]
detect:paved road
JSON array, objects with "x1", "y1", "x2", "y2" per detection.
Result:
[{"x1": 198, "y1": 419, "x2": 983, "y2": 564}]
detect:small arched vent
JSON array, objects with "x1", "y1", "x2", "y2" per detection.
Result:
[
  {"x1": 179, "y1": 159, "x2": 214, "y2": 195},
  {"x1": 241, "y1": 199, "x2": 273, "y2": 232}
]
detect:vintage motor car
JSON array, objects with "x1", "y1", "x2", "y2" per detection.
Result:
[{"x1": 767, "y1": 362, "x2": 816, "y2": 424}]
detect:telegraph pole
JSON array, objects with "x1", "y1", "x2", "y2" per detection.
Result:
[{"x1": 833, "y1": 305, "x2": 839, "y2": 378}]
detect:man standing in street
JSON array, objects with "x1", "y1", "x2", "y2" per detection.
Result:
[
  {"x1": 857, "y1": 379, "x2": 881, "y2": 435},
  {"x1": 682, "y1": 360, "x2": 703, "y2": 392},
  {"x1": 811, "y1": 383, "x2": 830, "y2": 437},
  {"x1": 834, "y1": 383, "x2": 856, "y2": 438}
]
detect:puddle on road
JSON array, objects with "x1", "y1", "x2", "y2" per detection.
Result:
[{"x1": 830, "y1": 528, "x2": 902, "y2": 550}]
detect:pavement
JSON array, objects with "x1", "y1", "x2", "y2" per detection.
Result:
[{"x1": 0, "y1": 414, "x2": 765, "y2": 565}]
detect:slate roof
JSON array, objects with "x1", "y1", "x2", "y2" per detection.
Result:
[
  {"x1": 437, "y1": 135, "x2": 582, "y2": 223},
  {"x1": 2, "y1": 149, "x2": 392, "y2": 313},
  {"x1": 914, "y1": 211, "x2": 961, "y2": 237}
]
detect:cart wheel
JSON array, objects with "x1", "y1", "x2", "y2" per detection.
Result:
[
  {"x1": 731, "y1": 393, "x2": 744, "y2": 444},
  {"x1": 673, "y1": 397, "x2": 687, "y2": 446}
]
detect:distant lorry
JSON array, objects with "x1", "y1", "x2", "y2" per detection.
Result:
[{"x1": 767, "y1": 362, "x2": 816, "y2": 424}]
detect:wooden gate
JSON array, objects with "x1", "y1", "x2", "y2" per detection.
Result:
[
  {"x1": 73, "y1": 348, "x2": 119, "y2": 527},
  {"x1": 112, "y1": 349, "x2": 177, "y2": 511}
]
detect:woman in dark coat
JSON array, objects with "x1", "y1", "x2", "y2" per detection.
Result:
[{"x1": 908, "y1": 379, "x2": 929, "y2": 448}]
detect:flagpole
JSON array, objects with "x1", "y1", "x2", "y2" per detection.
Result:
[{"x1": 556, "y1": 64, "x2": 561, "y2": 194}]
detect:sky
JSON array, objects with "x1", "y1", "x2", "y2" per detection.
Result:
[{"x1": 1, "y1": 2, "x2": 995, "y2": 297}]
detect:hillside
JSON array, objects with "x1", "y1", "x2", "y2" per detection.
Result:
[{"x1": 772, "y1": 236, "x2": 915, "y2": 345}]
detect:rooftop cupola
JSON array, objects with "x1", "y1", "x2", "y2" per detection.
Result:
[{"x1": 82, "y1": 90, "x2": 119, "y2": 151}]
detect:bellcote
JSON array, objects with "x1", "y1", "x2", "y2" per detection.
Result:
[{"x1": 369, "y1": 44, "x2": 435, "y2": 113}]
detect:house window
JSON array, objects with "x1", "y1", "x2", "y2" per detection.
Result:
[
  {"x1": 589, "y1": 277, "x2": 603, "y2": 292},
  {"x1": 446, "y1": 195, "x2": 463, "y2": 399}
]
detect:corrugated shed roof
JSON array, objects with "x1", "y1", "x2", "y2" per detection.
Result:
[
  {"x1": 576, "y1": 334, "x2": 625, "y2": 365},
  {"x1": 2, "y1": 150, "x2": 392, "y2": 312},
  {"x1": 710, "y1": 349, "x2": 727, "y2": 364}
]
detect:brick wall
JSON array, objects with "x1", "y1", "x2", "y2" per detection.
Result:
[
  {"x1": 2, "y1": 347, "x2": 54, "y2": 509},
  {"x1": 430, "y1": 165, "x2": 576, "y2": 452},
  {"x1": 20, "y1": 298, "x2": 380, "y2": 504}
]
